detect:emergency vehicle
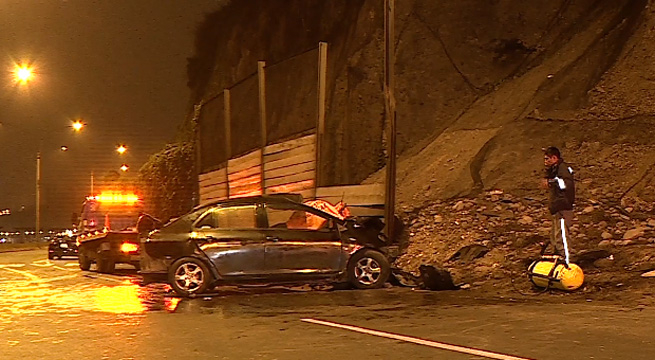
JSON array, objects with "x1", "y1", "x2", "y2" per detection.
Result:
[{"x1": 76, "y1": 192, "x2": 142, "y2": 273}]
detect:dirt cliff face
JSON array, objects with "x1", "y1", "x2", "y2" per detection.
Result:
[{"x1": 188, "y1": 0, "x2": 653, "y2": 201}]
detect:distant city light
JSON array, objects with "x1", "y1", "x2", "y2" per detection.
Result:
[
  {"x1": 116, "y1": 145, "x2": 127, "y2": 154},
  {"x1": 60, "y1": 145, "x2": 69, "y2": 152},
  {"x1": 0, "y1": 208, "x2": 10, "y2": 216},
  {"x1": 120, "y1": 164, "x2": 129, "y2": 172}
]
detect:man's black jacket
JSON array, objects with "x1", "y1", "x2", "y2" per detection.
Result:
[{"x1": 545, "y1": 160, "x2": 575, "y2": 215}]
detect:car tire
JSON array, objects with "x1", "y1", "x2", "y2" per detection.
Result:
[
  {"x1": 347, "y1": 249, "x2": 390, "y2": 289},
  {"x1": 48, "y1": 252, "x2": 55, "y2": 260},
  {"x1": 168, "y1": 257, "x2": 212, "y2": 297},
  {"x1": 78, "y1": 252, "x2": 92, "y2": 271},
  {"x1": 97, "y1": 255, "x2": 115, "y2": 274}
]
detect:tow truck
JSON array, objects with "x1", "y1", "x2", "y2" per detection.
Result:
[{"x1": 76, "y1": 192, "x2": 143, "y2": 273}]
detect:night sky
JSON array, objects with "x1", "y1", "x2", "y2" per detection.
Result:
[{"x1": 0, "y1": 0, "x2": 222, "y2": 229}]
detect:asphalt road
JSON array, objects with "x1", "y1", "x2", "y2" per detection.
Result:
[{"x1": 0, "y1": 249, "x2": 653, "y2": 360}]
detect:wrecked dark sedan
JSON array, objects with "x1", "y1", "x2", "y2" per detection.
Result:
[{"x1": 140, "y1": 195, "x2": 391, "y2": 296}]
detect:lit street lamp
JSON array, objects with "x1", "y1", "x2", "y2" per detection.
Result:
[
  {"x1": 72, "y1": 120, "x2": 85, "y2": 132},
  {"x1": 120, "y1": 164, "x2": 129, "y2": 172},
  {"x1": 12, "y1": 63, "x2": 35, "y2": 85},
  {"x1": 116, "y1": 144, "x2": 127, "y2": 155}
]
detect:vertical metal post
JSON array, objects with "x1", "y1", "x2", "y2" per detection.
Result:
[
  {"x1": 384, "y1": 0, "x2": 397, "y2": 240},
  {"x1": 90, "y1": 171, "x2": 94, "y2": 196},
  {"x1": 192, "y1": 102, "x2": 203, "y2": 206},
  {"x1": 36, "y1": 152, "x2": 41, "y2": 243},
  {"x1": 224, "y1": 89, "x2": 232, "y2": 199},
  {"x1": 258, "y1": 61, "x2": 267, "y2": 195},
  {"x1": 316, "y1": 42, "x2": 328, "y2": 198}
]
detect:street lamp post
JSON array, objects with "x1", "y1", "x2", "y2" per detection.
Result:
[
  {"x1": 36, "y1": 152, "x2": 41, "y2": 243},
  {"x1": 34, "y1": 121, "x2": 85, "y2": 240}
]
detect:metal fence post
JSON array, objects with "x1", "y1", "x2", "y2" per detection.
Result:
[
  {"x1": 384, "y1": 0, "x2": 397, "y2": 240},
  {"x1": 316, "y1": 42, "x2": 328, "y2": 198},
  {"x1": 258, "y1": 61, "x2": 267, "y2": 195},
  {"x1": 224, "y1": 89, "x2": 232, "y2": 198}
]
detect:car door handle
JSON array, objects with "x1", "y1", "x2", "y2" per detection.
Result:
[{"x1": 266, "y1": 236, "x2": 280, "y2": 242}]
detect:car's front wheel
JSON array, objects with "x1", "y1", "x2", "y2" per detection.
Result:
[
  {"x1": 168, "y1": 257, "x2": 213, "y2": 297},
  {"x1": 348, "y1": 249, "x2": 390, "y2": 289}
]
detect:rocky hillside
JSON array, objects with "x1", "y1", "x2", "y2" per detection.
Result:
[{"x1": 188, "y1": 0, "x2": 654, "y2": 199}]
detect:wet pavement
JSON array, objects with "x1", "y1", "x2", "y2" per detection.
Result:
[{"x1": 1, "y1": 249, "x2": 654, "y2": 359}]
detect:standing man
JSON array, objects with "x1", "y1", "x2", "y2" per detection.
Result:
[{"x1": 541, "y1": 146, "x2": 576, "y2": 264}]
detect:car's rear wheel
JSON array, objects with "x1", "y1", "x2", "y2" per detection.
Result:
[
  {"x1": 48, "y1": 252, "x2": 55, "y2": 260},
  {"x1": 78, "y1": 250, "x2": 91, "y2": 270},
  {"x1": 168, "y1": 257, "x2": 212, "y2": 297},
  {"x1": 347, "y1": 249, "x2": 390, "y2": 289}
]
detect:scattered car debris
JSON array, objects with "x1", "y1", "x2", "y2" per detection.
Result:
[
  {"x1": 390, "y1": 265, "x2": 460, "y2": 291},
  {"x1": 642, "y1": 270, "x2": 655, "y2": 278},
  {"x1": 448, "y1": 244, "x2": 489, "y2": 263}
]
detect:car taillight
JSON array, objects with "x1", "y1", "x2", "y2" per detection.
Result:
[{"x1": 120, "y1": 242, "x2": 139, "y2": 253}]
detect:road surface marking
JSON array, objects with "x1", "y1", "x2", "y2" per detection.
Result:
[
  {"x1": 302, "y1": 318, "x2": 534, "y2": 360},
  {"x1": 53, "y1": 266, "x2": 77, "y2": 272},
  {"x1": 37, "y1": 274, "x2": 78, "y2": 283},
  {"x1": 0, "y1": 267, "x2": 41, "y2": 281},
  {"x1": 0, "y1": 264, "x2": 26, "y2": 268},
  {"x1": 82, "y1": 273, "x2": 131, "y2": 283},
  {"x1": 32, "y1": 259, "x2": 54, "y2": 267},
  {"x1": 64, "y1": 263, "x2": 79, "y2": 267}
]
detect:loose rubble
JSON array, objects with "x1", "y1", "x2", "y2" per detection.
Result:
[{"x1": 394, "y1": 189, "x2": 655, "y2": 302}]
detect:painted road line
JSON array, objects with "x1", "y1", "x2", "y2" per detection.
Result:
[
  {"x1": 37, "y1": 274, "x2": 79, "y2": 283},
  {"x1": 32, "y1": 260, "x2": 55, "y2": 267},
  {"x1": 301, "y1": 318, "x2": 534, "y2": 360},
  {"x1": 53, "y1": 266, "x2": 78, "y2": 272},
  {"x1": 0, "y1": 267, "x2": 41, "y2": 281},
  {"x1": 82, "y1": 273, "x2": 132, "y2": 283},
  {"x1": 64, "y1": 263, "x2": 79, "y2": 267},
  {"x1": 0, "y1": 264, "x2": 26, "y2": 268}
]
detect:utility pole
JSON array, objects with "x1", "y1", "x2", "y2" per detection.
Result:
[
  {"x1": 36, "y1": 152, "x2": 41, "y2": 243},
  {"x1": 384, "y1": 0, "x2": 397, "y2": 241}
]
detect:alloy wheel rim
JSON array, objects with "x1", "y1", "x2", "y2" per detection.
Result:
[
  {"x1": 355, "y1": 257, "x2": 381, "y2": 285},
  {"x1": 174, "y1": 263, "x2": 204, "y2": 292}
]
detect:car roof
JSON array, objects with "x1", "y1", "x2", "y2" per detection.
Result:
[
  {"x1": 192, "y1": 194, "x2": 299, "y2": 209},
  {"x1": 192, "y1": 194, "x2": 343, "y2": 222}
]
